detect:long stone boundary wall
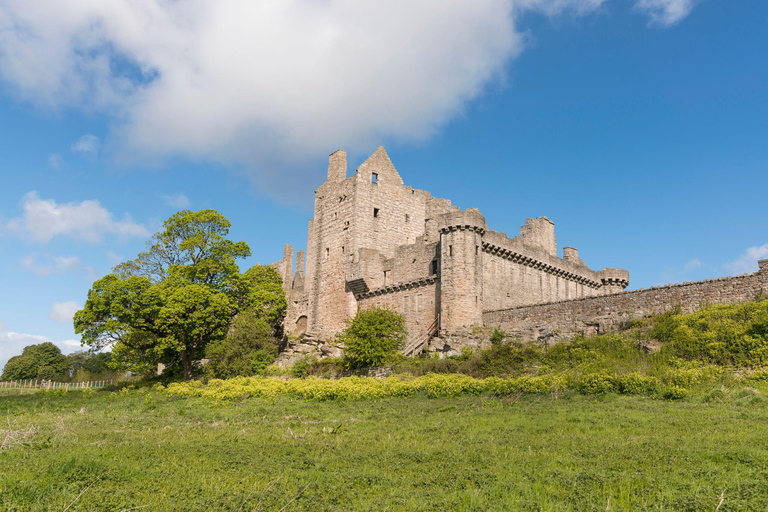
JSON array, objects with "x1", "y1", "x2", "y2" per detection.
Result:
[{"x1": 482, "y1": 263, "x2": 768, "y2": 344}]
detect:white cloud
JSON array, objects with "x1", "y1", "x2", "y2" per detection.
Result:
[
  {"x1": 0, "y1": 320, "x2": 81, "y2": 374},
  {"x1": 6, "y1": 191, "x2": 149, "y2": 243},
  {"x1": 21, "y1": 253, "x2": 100, "y2": 279},
  {"x1": 634, "y1": 0, "x2": 696, "y2": 26},
  {"x1": 724, "y1": 244, "x2": 768, "y2": 275},
  {"x1": 70, "y1": 134, "x2": 100, "y2": 156},
  {"x1": 0, "y1": 1, "x2": 697, "y2": 196},
  {"x1": 684, "y1": 258, "x2": 702, "y2": 271},
  {"x1": 49, "y1": 301, "x2": 82, "y2": 323},
  {"x1": 159, "y1": 193, "x2": 191, "y2": 209},
  {"x1": 48, "y1": 153, "x2": 64, "y2": 168}
]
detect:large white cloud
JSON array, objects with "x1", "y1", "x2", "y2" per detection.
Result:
[
  {"x1": 0, "y1": 1, "x2": 697, "y2": 196},
  {"x1": 6, "y1": 191, "x2": 149, "y2": 243}
]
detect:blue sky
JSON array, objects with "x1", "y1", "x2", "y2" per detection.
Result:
[{"x1": 0, "y1": 0, "x2": 766, "y2": 369}]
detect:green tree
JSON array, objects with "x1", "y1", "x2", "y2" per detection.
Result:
[
  {"x1": 66, "y1": 351, "x2": 113, "y2": 377},
  {"x1": 339, "y1": 307, "x2": 407, "y2": 368},
  {"x1": 74, "y1": 209, "x2": 275, "y2": 380},
  {"x1": 205, "y1": 310, "x2": 279, "y2": 379},
  {"x1": 1, "y1": 342, "x2": 68, "y2": 381},
  {"x1": 240, "y1": 265, "x2": 287, "y2": 331}
]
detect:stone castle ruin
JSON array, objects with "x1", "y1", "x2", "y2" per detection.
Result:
[{"x1": 273, "y1": 147, "x2": 768, "y2": 363}]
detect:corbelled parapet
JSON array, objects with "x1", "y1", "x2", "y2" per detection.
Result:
[
  {"x1": 597, "y1": 268, "x2": 630, "y2": 295},
  {"x1": 437, "y1": 208, "x2": 487, "y2": 234}
]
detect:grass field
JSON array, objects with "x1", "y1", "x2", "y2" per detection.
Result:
[{"x1": 2, "y1": 387, "x2": 768, "y2": 511}]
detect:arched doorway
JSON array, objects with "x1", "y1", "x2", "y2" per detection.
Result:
[{"x1": 295, "y1": 315, "x2": 308, "y2": 336}]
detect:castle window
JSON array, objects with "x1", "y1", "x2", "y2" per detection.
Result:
[
  {"x1": 343, "y1": 221, "x2": 350, "y2": 230},
  {"x1": 325, "y1": 248, "x2": 329, "y2": 260},
  {"x1": 372, "y1": 173, "x2": 378, "y2": 184},
  {"x1": 405, "y1": 214, "x2": 410, "y2": 223},
  {"x1": 383, "y1": 270, "x2": 390, "y2": 286},
  {"x1": 476, "y1": 245, "x2": 479, "y2": 255},
  {"x1": 373, "y1": 208, "x2": 380, "y2": 218},
  {"x1": 449, "y1": 245, "x2": 453, "y2": 257},
  {"x1": 430, "y1": 260, "x2": 438, "y2": 275}
]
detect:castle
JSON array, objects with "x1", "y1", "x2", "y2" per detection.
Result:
[{"x1": 272, "y1": 147, "x2": 644, "y2": 360}]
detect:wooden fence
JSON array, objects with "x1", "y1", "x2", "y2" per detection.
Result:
[{"x1": 0, "y1": 379, "x2": 114, "y2": 395}]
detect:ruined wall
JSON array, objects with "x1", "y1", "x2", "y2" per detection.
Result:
[
  {"x1": 306, "y1": 154, "x2": 358, "y2": 338},
  {"x1": 356, "y1": 278, "x2": 439, "y2": 342},
  {"x1": 483, "y1": 263, "x2": 768, "y2": 344}
]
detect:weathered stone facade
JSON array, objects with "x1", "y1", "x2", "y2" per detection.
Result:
[{"x1": 272, "y1": 147, "x2": 636, "y2": 362}]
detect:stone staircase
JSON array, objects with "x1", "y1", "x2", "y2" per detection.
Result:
[{"x1": 401, "y1": 315, "x2": 440, "y2": 357}]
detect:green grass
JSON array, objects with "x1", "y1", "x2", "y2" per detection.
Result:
[{"x1": 3, "y1": 388, "x2": 768, "y2": 511}]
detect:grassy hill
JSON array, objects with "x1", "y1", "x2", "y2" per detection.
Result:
[{"x1": 2, "y1": 298, "x2": 768, "y2": 510}]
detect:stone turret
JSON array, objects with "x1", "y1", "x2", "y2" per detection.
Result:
[
  {"x1": 438, "y1": 208, "x2": 487, "y2": 332},
  {"x1": 597, "y1": 268, "x2": 630, "y2": 295}
]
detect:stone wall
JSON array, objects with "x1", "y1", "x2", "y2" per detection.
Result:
[{"x1": 483, "y1": 263, "x2": 768, "y2": 344}]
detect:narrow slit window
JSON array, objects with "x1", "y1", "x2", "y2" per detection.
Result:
[
  {"x1": 371, "y1": 173, "x2": 378, "y2": 184},
  {"x1": 324, "y1": 248, "x2": 329, "y2": 260},
  {"x1": 476, "y1": 245, "x2": 479, "y2": 255},
  {"x1": 449, "y1": 245, "x2": 453, "y2": 257},
  {"x1": 373, "y1": 208, "x2": 379, "y2": 218},
  {"x1": 405, "y1": 214, "x2": 410, "y2": 223}
]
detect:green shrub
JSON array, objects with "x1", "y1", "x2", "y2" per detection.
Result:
[
  {"x1": 652, "y1": 299, "x2": 768, "y2": 366},
  {"x1": 661, "y1": 386, "x2": 689, "y2": 400},
  {"x1": 577, "y1": 373, "x2": 616, "y2": 395},
  {"x1": 490, "y1": 329, "x2": 505, "y2": 345},
  {"x1": 291, "y1": 357, "x2": 312, "y2": 379},
  {"x1": 339, "y1": 307, "x2": 407, "y2": 368}
]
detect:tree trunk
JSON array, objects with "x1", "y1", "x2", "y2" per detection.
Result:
[{"x1": 179, "y1": 350, "x2": 196, "y2": 380}]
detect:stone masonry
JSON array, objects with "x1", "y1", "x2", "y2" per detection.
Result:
[{"x1": 272, "y1": 147, "x2": 638, "y2": 362}]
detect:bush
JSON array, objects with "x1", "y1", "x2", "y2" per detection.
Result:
[
  {"x1": 490, "y1": 329, "x2": 505, "y2": 345},
  {"x1": 651, "y1": 299, "x2": 768, "y2": 366},
  {"x1": 339, "y1": 307, "x2": 407, "y2": 368}
]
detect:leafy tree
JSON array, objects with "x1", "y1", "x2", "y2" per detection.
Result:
[
  {"x1": 74, "y1": 209, "x2": 277, "y2": 380},
  {"x1": 1, "y1": 342, "x2": 68, "y2": 381},
  {"x1": 66, "y1": 351, "x2": 113, "y2": 376},
  {"x1": 205, "y1": 310, "x2": 279, "y2": 379},
  {"x1": 239, "y1": 265, "x2": 287, "y2": 331},
  {"x1": 339, "y1": 307, "x2": 407, "y2": 368}
]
